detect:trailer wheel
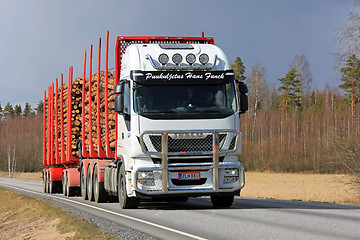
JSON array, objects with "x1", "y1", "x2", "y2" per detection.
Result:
[
  {"x1": 93, "y1": 167, "x2": 107, "y2": 203},
  {"x1": 43, "y1": 174, "x2": 48, "y2": 193},
  {"x1": 49, "y1": 180, "x2": 56, "y2": 194},
  {"x1": 210, "y1": 195, "x2": 234, "y2": 208},
  {"x1": 62, "y1": 172, "x2": 67, "y2": 196},
  {"x1": 118, "y1": 164, "x2": 139, "y2": 209},
  {"x1": 46, "y1": 172, "x2": 50, "y2": 193},
  {"x1": 66, "y1": 173, "x2": 75, "y2": 197},
  {"x1": 81, "y1": 167, "x2": 88, "y2": 200},
  {"x1": 87, "y1": 166, "x2": 94, "y2": 201}
]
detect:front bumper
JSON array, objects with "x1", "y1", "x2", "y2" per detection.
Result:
[
  {"x1": 136, "y1": 129, "x2": 244, "y2": 196},
  {"x1": 134, "y1": 163, "x2": 245, "y2": 195}
]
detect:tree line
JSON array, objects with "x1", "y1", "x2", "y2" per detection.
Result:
[
  {"x1": 232, "y1": 0, "x2": 360, "y2": 189},
  {"x1": 0, "y1": 101, "x2": 44, "y2": 174}
]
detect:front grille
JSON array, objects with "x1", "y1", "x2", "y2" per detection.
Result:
[
  {"x1": 151, "y1": 156, "x2": 225, "y2": 164},
  {"x1": 141, "y1": 130, "x2": 238, "y2": 155},
  {"x1": 149, "y1": 134, "x2": 225, "y2": 152}
]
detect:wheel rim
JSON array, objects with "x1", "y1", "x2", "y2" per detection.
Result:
[
  {"x1": 94, "y1": 169, "x2": 98, "y2": 200},
  {"x1": 81, "y1": 168, "x2": 86, "y2": 198},
  {"x1": 62, "y1": 173, "x2": 66, "y2": 196},
  {"x1": 43, "y1": 177, "x2": 47, "y2": 193},
  {"x1": 87, "y1": 168, "x2": 92, "y2": 200},
  {"x1": 66, "y1": 174, "x2": 69, "y2": 195},
  {"x1": 47, "y1": 173, "x2": 50, "y2": 192}
]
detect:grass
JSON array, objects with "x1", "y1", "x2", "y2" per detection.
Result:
[
  {"x1": 241, "y1": 172, "x2": 360, "y2": 205},
  {"x1": 0, "y1": 187, "x2": 121, "y2": 240}
]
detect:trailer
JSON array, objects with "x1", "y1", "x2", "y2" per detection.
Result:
[{"x1": 43, "y1": 31, "x2": 248, "y2": 208}]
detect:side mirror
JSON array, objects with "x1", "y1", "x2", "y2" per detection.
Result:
[
  {"x1": 240, "y1": 94, "x2": 248, "y2": 114},
  {"x1": 114, "y1": 84, "x2": 123, "y2": 95},
  {"x1": 238, "y1": 81, "x2": 248, "y2": 94},
  {"x1": 115, "y1": 94, "x2": 124, "y2": 114},
  {"x1": 238, "y1": 81, "x2": 248, "y2": 114}
]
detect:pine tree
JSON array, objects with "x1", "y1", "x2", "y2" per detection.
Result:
[
  {"x1": 34, "y1": 100, "x2": 44, "y2": 116},
  {"x1": 3, "y1": 102, "x2": 14, "y2": 118},
  {"x1": 339, "y1": 54, "x2": 360, "y2": 116},
  {"x1": 14, "y1": 104, "x2": 22, "y2": 116},
  {"x1": 23, "y1": 102, "x2": 33, "y2": 117},
  {"x1": 231, "y1": 57, "x2": 246, "y2": 81},
  {"x1": 278, "y1": 68, "x2": 301, "y2": 108}
]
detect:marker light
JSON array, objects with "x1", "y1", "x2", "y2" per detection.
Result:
[
  {"x1": 199, "y1": 53, "x2": 209, "y2": 65},
  {"x1": 158, "y1": 54, "x2": 169, "y2": 65},
  {"x1": 186, "y1": 53, "x2": 196, "y2": 65},
  {"x1": 172, "y1": 53, "x2": 183, "y2": 65}
]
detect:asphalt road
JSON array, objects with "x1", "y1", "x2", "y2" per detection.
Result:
[{"x1": 1, "y1": 177, "x2": 359, "y2": 240}]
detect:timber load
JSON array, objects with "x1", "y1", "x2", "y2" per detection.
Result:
[{"x1": 43, "y1": 69, "x2": 116, "y2": 166}]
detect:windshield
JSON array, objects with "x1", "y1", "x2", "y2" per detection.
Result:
[{"x1": 134, "y1": 82, "x2": 238, "y2": 119}]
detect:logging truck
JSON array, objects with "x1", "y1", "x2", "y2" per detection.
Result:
[{"x1": 42, "y1": 32, "x2": 248, "y2": 208}]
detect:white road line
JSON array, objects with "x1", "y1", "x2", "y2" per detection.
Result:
[{"x1": 2, "y1": 184, "x2": 207, "y2": 240}]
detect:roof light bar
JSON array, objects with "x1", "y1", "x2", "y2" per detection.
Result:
[{"x1": 146, "y1": 54, "x2": 218, "y2": 70}]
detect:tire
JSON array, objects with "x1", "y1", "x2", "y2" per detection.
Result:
[
  {"x1": 93, "y1": 166, "x2": 107, "y2": 203},
  {"x1": 210, "y1": 195, "x2": 234, "y2": 208},
  {"x1": 62, "y1": 172, "x2": 68, "y2": 196},
  {"x1": 49, "y1": 180, "x2": 56, "y2": 194},
  {"x1": 43, "y1": 174, "x2": 48, "y2": 193},
  {"x1": 118, "y1": 164, "x2": 139, "y2": 209},
  {"x1": 81, "y1": 167, "x2": 88, "y2": 200},
  {"x1": 47, "y1": 172, "x2": 50, "y2": 193},
  {"x1": 87, "y1": 166, "x2": 94, "y2": 201},
  {"x1": 66, "y1": 173, "x2": 75, "y2": 197}
]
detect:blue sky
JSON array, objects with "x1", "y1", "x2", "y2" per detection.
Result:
[{"x1": 0, "y1": 0, "x2": 355, "y2": 108}]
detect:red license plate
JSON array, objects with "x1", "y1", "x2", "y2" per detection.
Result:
[{"x1": 178, "y1": 172, "x2": 201, "y2": 180}]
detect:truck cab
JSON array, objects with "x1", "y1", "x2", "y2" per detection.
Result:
[{"x1": 112, "y1": 42, "x2": 247, "y2": 208}]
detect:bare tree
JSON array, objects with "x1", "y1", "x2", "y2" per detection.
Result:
[
  {"x1": 247, "y1": 64, "x2": 269, "y2": 140},
  {"x1": 335, "y1": 0, "x2": 360, "y2": 67},
  {"x1": 7, "y1": 144, "x2": 16, "y2": 178},
  {"x1": 290, "y1": 54, "x2": 313, "y2": 102}
]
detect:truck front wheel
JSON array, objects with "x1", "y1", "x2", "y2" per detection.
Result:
[
  {"x1": 118, "y1": 164, "x2": 139, "y2": 209},
  {"x1": 210, "y1": 195, "x2": 234, "y2": 208}
]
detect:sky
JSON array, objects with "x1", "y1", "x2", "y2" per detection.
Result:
[{"x1": 0, "y1": 0, "x2": 355, "y2": 108}]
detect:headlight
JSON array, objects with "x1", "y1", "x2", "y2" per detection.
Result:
[
  {"x1": 223, "y1": 168, "x2": 239, "y2": 184},
  {"x1": 172, "y1": 53, "x2": 183, "y2": 65},
  {"x1": 136, "y1": 170, "x2": 162, "y2": 190},
  {"x1": 186, "y1": 53, "x2": 196, "y2": 65},
  {"x1": 199, "y1": 53, "x2": 209, "y2": 65},
  {"x1": 224, "y1": 169, "x2": 239, "y2": 176},
  {"x1": 137, "y1": 171, "x2": 154, "y2": 180},
  {"x1": 158, "y1": 54, "x2": 169, "y2": 65}
]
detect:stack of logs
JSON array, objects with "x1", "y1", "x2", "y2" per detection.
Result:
[
  {"x1": 48, "y1": 71, "x2": 116, "y2": 159},
  {"x1": 84, "y1": 71, "x2": 116, "y2": 154},
  {"x1": 56, "y1": 77, "x2": 83, "y2": 158}
]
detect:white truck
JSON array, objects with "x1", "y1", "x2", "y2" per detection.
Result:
[{"x1": 43, "y1": 34, "x2": 248, "y2": 209}]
